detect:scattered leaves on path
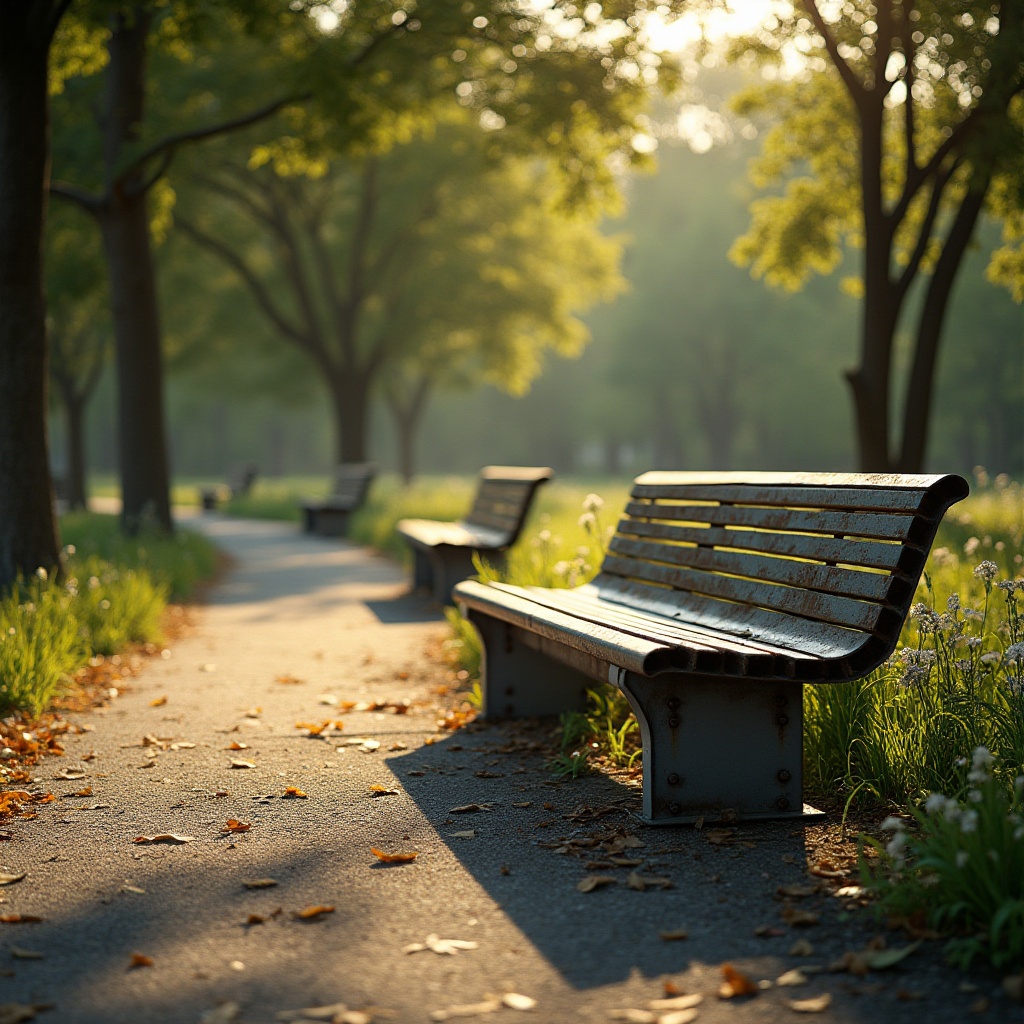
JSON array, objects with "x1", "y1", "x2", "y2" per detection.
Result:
[
  {"x1": 242, "y1": 878, "x2": 278, "y2": 889},
  {"x1": 370, "y1": 848, "x2": 418, "y2": 864},
  {"x1": 625, "y1": 871, "x2": 672, "y2": 892},
  {"x1": 128, "y1": 953, "x2": 154, "y2": 969},
  {"x1": 786, "y1": 993, "x2": 832, "y2": 1013},
  {"x1": 132, "y1": 833, "x2": 195, "y2": 845},
  {"x1": 222, "y1": 820, "x2": 251, "y2": 834},
  {"x1": 276, "y1": 1003, "x2": 371, "y2": 1023},
  {"x1": 0, "y1": 915, "x2": 42, "y2": 924},
  {"x1": 199, "y1": 1003, "x2": 241, "y2": 1024},
  {"x1": 451, "y1": 830, "x2": 476, "y2": 839},
  {"x1": 404, "y1": 934, "x2": 478, "y2": 956},
  {"x1": 226, "y1": 742, "x2": 248, "y2": 751},
  {"x1": 501, "y1": 993, "x2": 536, "y2": 1011},
  {"x1": 0, "y1": 874, "x2": 25, "y2": 888},
  {"x1": 276, "y1": 675, "x2": 304, "y2": 685},
  {"x1": 0, "y1": 1003, "x2": 52, "y2": 1024},
  {"x1": 777, "y1": 969, "x2": 809, "y2": 987},
  {"x1": 789, "y1": 939, "x2": 815, "y2": 956},
  {"x1": 293, "y1": 905, "x2": 334, "y2": 920},
  {"x1": 283, "y1": 787, "x2": 308, "y2": 799},
  {"x1": 449, "y1": 803, "x2": 493, "y2": 814},
  {"x1": 658, "y1": 929, "x2": 689, "y2": 941},
  {"x1": 149, "y1": 696, "x2": 167, "y2": 707},
  {"x1": 368, "y1": 785, "x2": 399, "y2": 797},
  {"x1": 9, "y1": 947, "x2": 43, "y2": 960},
  {"x1": 719, "y1": 963, "x2": 758, "y2": 998},
  {"x1": 229, "y1": 760, "x2": 256, "y2": 770},
  {"x1": 54, "y1": 769, "x2": 86, "y2": 780},
  {"x1": 781, "y1": 906, "x2": 820, "y2": 927},
  {"x1": 429, "y1": 996, "x2": 501, "y2": 1020}
]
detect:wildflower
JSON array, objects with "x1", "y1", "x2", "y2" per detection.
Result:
[
  {"x1": 971, "y1": 746, "x2": 994, "y2": 773},
  {"x1": 980, "y1": 652, "x2": 1002, "y2": 665},
  {"x1": 959, "y1": 809, "x2": 979, "y2": 833},
  {"x1": 35, "y1": 566, "x2": 47, "y2": 581},
  {"x1": 965, "y1": 637, "x2": 983, "y2": 648},
  {"x1": 578, "y1": 512, "x2": 597, "y2": 531},
  {"x1": 552, "y1": 561, "x2": 570, "y2": 579},
  {"x1": 963, "y1": 607, "x2": 984, "y2": 622},
  {"x1": 997, "y1": 579, "x2": 1019, "y2": 594},
  {"x1": 886, "y1": 831, "x2": 908, "y2": 859},
  {"x1": 880, "y1": 815, "x2": 905, "y2": 831},
  {"x1": 924, "y1": 793, "x2": 948, "y2": 814},
  {"x1": 537, "y1": 530, "x2": 551, "y2": 544},
  {"x1": 956, "y1": 851, "x2": 969, "y2": 868},
  {"x1": 967, "y1": 789, "x2": 983, "y2": 803},
  {"x1": 1009, "y1": 675, "x2": 1024, "y2": 697},
  {"x1": 898, "y1": 665, "x2": 929, "y2": 688},
  {"x1": 582, "y1": 493, "x2": 604, "y2": 513},
  {"x1": 964, "y1": 537, "x2": 981, "y2": 557},
  {"x1": 1005, "y1": 643, "x2": 1024, "y2": 664},
  {"x1": 973, "y1": 560, "x2": 999, "y2": 583},
  {"x1": 947, "y1": 594, "x2": 961, "y2": 613},
  {"x1": 954, "y1": 659, "x2": 972, "y2": 674}
]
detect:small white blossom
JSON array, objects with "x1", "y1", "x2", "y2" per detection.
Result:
[
  {"x1": 1005, "y1": 643, "x2": 1024, "y2": 664},
  {"x1": 582, "y1": 493, "x2": 604, "y2": 513},
  {"x1": 578, "y1": 512, "x2": 597, "y2": 531},
  {"x1": 973, "y1": 560, "x2": 999, "y2": 582},
  {"x1": 886, "y1": 831, "x2": 908, "y2": 859},
  {"x1": 947, "y1": 594, "x2": 961, "y2": 613},
  {"x1": 880, "y1": 815, "x2": 905, "y2": 831},
  {"x1": 924, "y1": 793, "x2": 948, "y2": 814},
  {"x1": 964, "y1": 537, "x2": 981, "y2": 557},
  {"x1": 959, "y1": 809, "x2": 979, "y2": 833},
  {"x1": 956, "y1": 850, "x2": 969, "y2": 868}
]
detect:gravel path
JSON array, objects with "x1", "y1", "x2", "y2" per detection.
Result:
[{"x1": 0, "y1": 515, "x2": 1017, "y2": 1024}]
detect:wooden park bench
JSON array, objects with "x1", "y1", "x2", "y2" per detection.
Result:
[
  {"x1": 300, "y1": 463, "x2": 377, "y2": 537},
  {"x1": 397, "y1": 466, "x2": 553, "y2": 603},
  {"x1": 200, "y1": 463, "x2": 258, "y2": 511},
  {"x1": 454, "y1": 471, "x2": 969, "y2": 824}
]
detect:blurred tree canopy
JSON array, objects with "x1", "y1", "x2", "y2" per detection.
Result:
[
  {"x1": 726, "y1": 0, "x2": 1023, "y2": 472},
  {"x1": 175, "y1": 110, "x2": 624, "y2": 477}
]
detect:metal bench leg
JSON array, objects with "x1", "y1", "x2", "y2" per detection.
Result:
[
  {"x1": 411, "y1": 548, "x2": 433, "y2": 591},
  {"x1": 430, "y1": 549, "x2": 480, "y2": 604},
  {"x1": 468, "y1": 614, "x2": 592, "y2": 718},
  {"x1": 615, "y1": 670, "x2": 813, "y2": 824}
]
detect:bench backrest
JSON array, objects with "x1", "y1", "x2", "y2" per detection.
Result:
[
  {"x1": 464, "y1": 466, "x2": 554, "y2": 545},
  {"x1": 329, "y1": 462, "x2": 376, "y2": 503},
  {"x1": 595, "y1": 472, "x2": 969, "y2": 679},
  {"x1": 229, "y1": 463, "x2": 258, "y2": 496}
]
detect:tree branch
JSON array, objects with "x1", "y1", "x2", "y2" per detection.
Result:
[
  {"x1": 50, "y1": 180, "x2": 105, "y2": 214},
  {"x1": 124, "y1": 93, "x2": 310, "y2": 190},
  {"x1": 801, "y1": 0, "x2": 864, "y2": 98},
  {"x1": 894, "y1": 158, "x2": 957, "y2": 300},
  {"x1": 175, "y1": 215, "x2": 309, "y2": 351}
]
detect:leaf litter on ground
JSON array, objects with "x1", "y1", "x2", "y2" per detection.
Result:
[{"x1": 404, "y1": 933, "x2": 478, "y2": 955}]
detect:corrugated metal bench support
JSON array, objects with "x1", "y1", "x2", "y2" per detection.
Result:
[
  {"x1": 455, "y1": 472, "x2": 969, "y2": 824},
  {"x1": 397, "y1": 466, "x2": 553, "y2": 603},
  {"x1": 300, "y1": 463, "x2": 376, "y2": 537}
]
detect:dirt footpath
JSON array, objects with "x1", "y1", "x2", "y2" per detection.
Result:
[{"x1": 0, "y1": 516, "x2": 1018, "y2": 1024}]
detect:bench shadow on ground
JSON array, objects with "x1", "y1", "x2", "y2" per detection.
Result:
[
  {"x1": 386, "y1": 725, "x2": 854, "y2": 992},
  {"x1": 364, "y1": 589, "x2": 443, "y2": 624}
]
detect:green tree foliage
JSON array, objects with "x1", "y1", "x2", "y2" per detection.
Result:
[
  {"x1": 176, "y1": 112, "x2": 624, "y2": 475},
  {"x1": 726, "y1": 0, "x2": 1024, "y2": 472}
]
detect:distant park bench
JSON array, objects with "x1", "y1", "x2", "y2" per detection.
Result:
[
  {"x1": 300, "y1": 463, "x2": 377, "y2": 537},
  {"x1": 397, "y1": 466, "x2": 553, "y2": 603},
  {"x1": 200, "y1": 463, "x2": 258, "y2": 511},
  {"x1": 454, "y1": 471, "x2": 969, "y2": 824}
]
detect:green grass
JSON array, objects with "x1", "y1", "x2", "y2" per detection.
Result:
[{"x1": 0, "y1": 513, "x2": 218, "y2": 717}]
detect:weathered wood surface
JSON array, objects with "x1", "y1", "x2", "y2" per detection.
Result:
[{"x1": 300, "y1": 463, "x2": 376, "y2": 535}]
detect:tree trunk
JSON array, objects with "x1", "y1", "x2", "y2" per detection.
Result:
[
  {"x1": 388, "y1": 377, "x2": 432, "y2": 484},
  {"x1": 0, "y1": 4, "x2": 62, "y2": 589},
  {"x1": 99, "y1": 8, "x2": 172, "y2": 534},
  {"x1": 331, "y1": 372, "x2": 373, "y2": 463},
  {"x1": 62, "y1": 390, "x2": 88, "y2": 511},
  {"x1": 897, "y1": 181, "x2": 988, "y2": 473},
  {"x1": 99, "y1": 194, "x2": 173, "y2": 533}
]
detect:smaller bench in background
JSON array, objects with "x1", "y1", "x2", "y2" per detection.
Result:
[
  {"x1": 200, "y1": 463, "x2": 258, "y2": 511},
  {"x1": 300, "y1": 463, "x2": 377, "y2": 537},
  {"x1": 397, "y1": 466, "x2": 553, "y2": 603}
]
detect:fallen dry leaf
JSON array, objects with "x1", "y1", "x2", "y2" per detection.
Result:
[
  {"x1": 132, "y1": 833, "x2": 195, "y2": 844},
  {"x1": 502, "y1": 993, "x2": 536, "y2": 1011},
  {"x1": 781, "y1": 906, "x2": 821, "y2": 927},
  {"x1": 371, "y1": 847, "x2": 418, "y2": 864},
  {"x1": 609, "y1": 1011, "x2": 655, "y2": 1023},
  {"x1": 653, "y1": 1010, "x2": 698, "y2": 1024},
  {"x1": 787, "y1": 993, "x2": 832, "y2": 1013},
  {"x1": 120, "y1": 885, "x2": 145, "y2": 895},
  {"x1": 368, "y1": 784, "x2": 399, "y2": 797},
  {"x1": 647, "y1": 994, "x2": 702, "y2": 1011},
  {"x1": 625, "y1": 871, "x2": 672, "y2": 892},
  {"x1": 777, "y1": 884, "x2": 816, "y2": 899},
  {"x1": 449, "y1": 803, "x2": 492, "y2": 814},
  {"x1": 276, "y1": 675, "x2": 304, "y2": 685},
  {"x1": 293, "y1": 905, "x2": 334, "y2": 920},
  {"x1": 706, "y1": 828, "x2": 737, "y2": 845},
  {"x1": 282, "y1": 787, "x2": 308, "y2": 799},
  {"x1": 149, "y1": 696, "x2": 167, "y2": 707},
  {"x1": 719, "y1": 963, "x2": 758, "y2": 998},
  {"x1": 226, "y1": 741, "x2": 248, "y2": 751},
  {"x1": 777, "y1": 969, "x2": 809, "y2": 987},
  {"x1": 404, "y1": 933, "x2": 479, "y2": 956},
  {"x1": 199, "y1": 1003, "x2": 241, "y2": 1024},
  {"x1": 658, "y1": 929, "x2": 689, "y2": 941},
  {"x1": 429, "y1": 996, "x2": 502, "y2": 1021},
  {"x1": 0, "y1": 1004, "x2": 48, "y2": 1024},
  {"x1": 245, "y1": 914, "x2": 265, "y2": 925},
  {"x1": 72, "y1": 787, "x2": 93, "y2": 797},
  {"x1": 577, "y1": 874, "x2": 617, "y2": 893},
  {"x1": 8, "y1": 947, "x2": 42, "y2": 960},
  {"x1": 451, "y1": 830, "x2": 477, "y2": 839},
  {"x1": 0, "y1": 874, "x2": 24, "y2": 887},
  {"x1": 54, "y1": 768, "x2": 86, "y2": 780},
  {"x1": 0, "y1": 915, "x2": 42, "y2": 924},
  {"x1": 229, "y1": 759, "x2": 256, "y2": 769},
  {"x1": 242, "y1": 878, "x2": 278, "y2": 889},
  {"x1": 276, "y1": 1004, "x2": 361, "y2": 1022},
  {"x1": 129, "y1": 953, "x2": 154, "y2": 969},
  {"x1": 222, "y1": 819, "x2": 251, "y2": 834},
  {"x1": 789, "y1": 938, "x2": 815, "y2": 956}
]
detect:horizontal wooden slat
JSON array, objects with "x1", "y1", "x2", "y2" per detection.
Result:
[
  {"x1": 631, "y1": 482, "x2": 932, "y2": 514},
  {"x1": 594, "y1": 576, "x2": 868, "y2": 665},
  {"x1": 623, "y1": 501, "x2": 918, "y2": 542},
  {"x1": 396, "y1": 518, "x2": 509, "y2": 551},
  {"x1": 608, "y1": 535, "x2": 893, "y2": 603},
  {"x1": 601, "y1": 553, "x2": 882, "y2": 632},
  {"x1": 617, "y1": 517, "x2": 907, "y2": 571},
  {"x1": 479, "y1": 466, "x2": 553, "y2": 482}
]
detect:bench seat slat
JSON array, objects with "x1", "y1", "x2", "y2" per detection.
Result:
[
  {"x1": 616, "y1": 518, "x2": 907, "y2": 571},
  {"x1": 601, "y1": 553, "x2": 882, "y2": 632},
  {"x1": 608, "y1": 535, "x2": 894, "y2": 603},
  {"x1": 624, "y1": 501, "x2": 918, "y2": 542},
  {"x1": 592, "y1": 576, "x2": 869, "y2": 666},
  {"x1": 396, "y1": 518, "x2": 509, "y2": 551},
  {"x1": 456, "y1": 579, "x2": 672, "y2": 677}
]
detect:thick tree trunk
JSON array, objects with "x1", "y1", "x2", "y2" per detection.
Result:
[
  {"x1": 62, "y1": 391, "x2": 88, "y2": 511},
  {"x1": 897, "y1": 182, "x2": 988, "y2": 473},
  {"x1": 100, "y1": 9, "x2": 173, "y2": 534},
  {"x1": 388, "y1": 378, "x2": 431, "y2": 484},
  {"x1": 331, "y1": 373, "x2": 373, "y2": 464},
  {"x1": 0, "y1": 5, "x2": 62, "y2": 588},
  {"x1": 99, "y1": 195, "x2": 173, "y2": 533}
]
